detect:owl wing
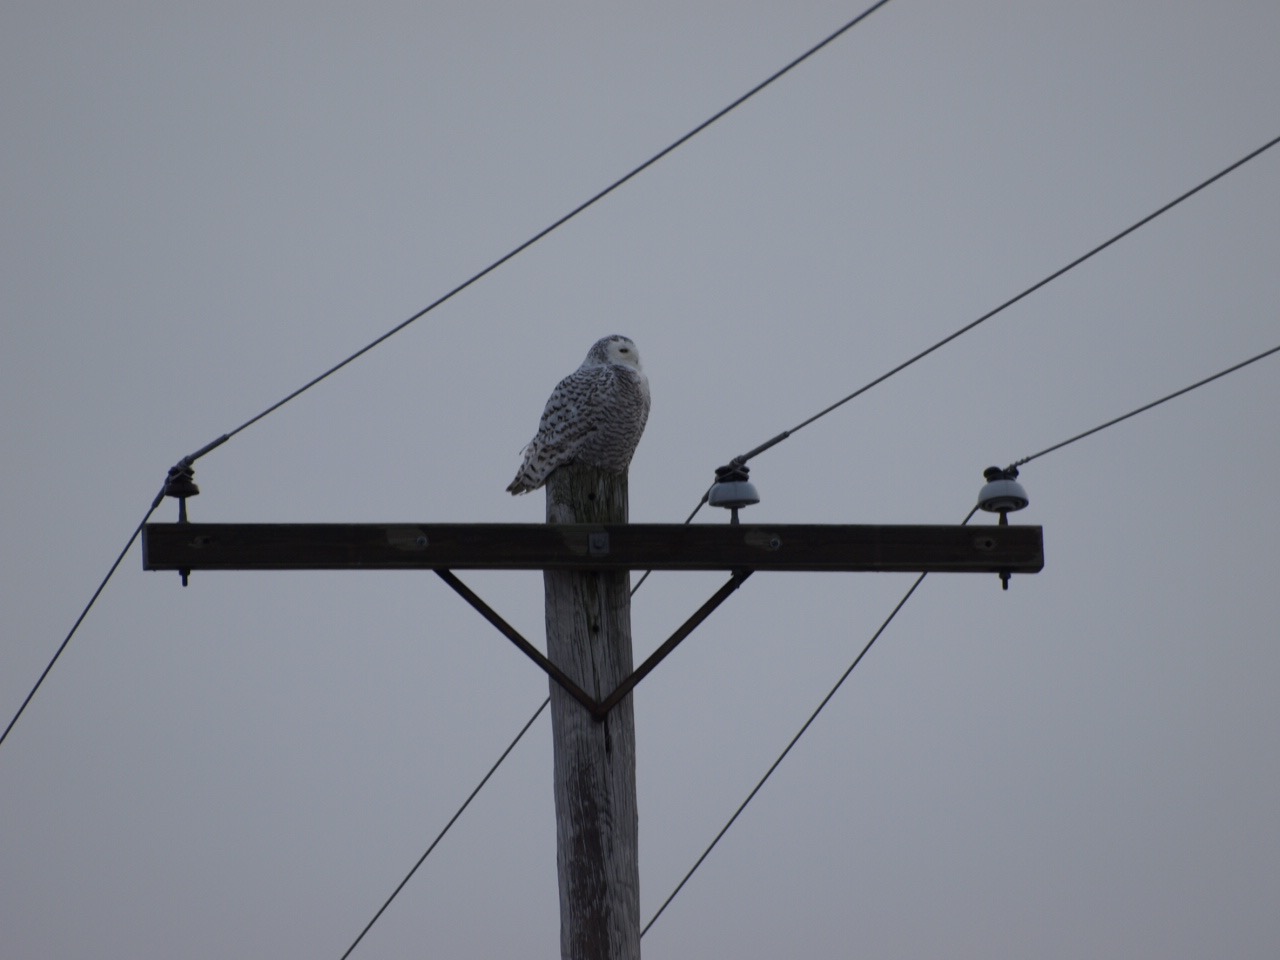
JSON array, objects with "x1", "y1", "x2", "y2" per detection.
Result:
[{"x1": 506, "y1": 366, "x2": 612, "y2": 494}]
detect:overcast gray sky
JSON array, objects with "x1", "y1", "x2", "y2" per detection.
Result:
[{"x1": 4, "y1": 2, "x2": 1279, "y2": 957}]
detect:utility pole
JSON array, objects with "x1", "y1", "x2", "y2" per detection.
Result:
[
  {"x1": 142, "y1": 467, "x2": 1043, "y2": 959},
  {"x1": 543, "y1": 463, "x2": 639, "y2": 960}
]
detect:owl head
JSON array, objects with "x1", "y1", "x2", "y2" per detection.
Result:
[{"x1": 585, "y1": 335, "x2": 642, "y2": 369}]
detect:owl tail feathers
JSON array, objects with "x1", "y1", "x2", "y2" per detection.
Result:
[
  {"x1": 506, "y1": 474, "x2": 538, "y2": 495},
  {"x1": 507, "y1": 440, "x2": 549, "y2": 494},
  {"x1": 506, "y1": 462, "x2": 546, "y2": 495}
]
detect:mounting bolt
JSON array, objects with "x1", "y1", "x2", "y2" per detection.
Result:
[
  {"x1": 977, "y1": 465, "x2": 1029, "y2": 591},
  {"x1": 163, "y1": 461, "x2": 200, "y2": 585}
]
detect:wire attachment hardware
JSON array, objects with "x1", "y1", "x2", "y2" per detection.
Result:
[
  {"x1": 707, "y1": 461, "x2": 760, "y2": 525},
  {"x1": 163, "y1": 461, "x2": 200, "y2": 586},
  {"x1": 977, "y1": 465, "x2": 1030, "y2": 590}
]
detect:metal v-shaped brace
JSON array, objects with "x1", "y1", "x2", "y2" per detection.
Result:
[{"x1": 435, "y1": 568, "x2": 753, "y2": 721}]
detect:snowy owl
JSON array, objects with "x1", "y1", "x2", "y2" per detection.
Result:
[{"x1": 506, "y1": 335, "x2": 651, "y2": 495}]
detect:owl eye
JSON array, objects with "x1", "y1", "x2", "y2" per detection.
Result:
[{"x1": 619, "y1": 347, "x2": 630, "y2": 353}]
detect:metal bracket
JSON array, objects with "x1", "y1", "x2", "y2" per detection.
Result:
[
  {"x1": 436, "y1": 568, "x2": 753, "y2": 721},
  {"x1": 596, "y1": 569, "x2": 752, "y2": 715},
  {"x1": 435, "y1": 569, "x2": 602, "y2": 718}
]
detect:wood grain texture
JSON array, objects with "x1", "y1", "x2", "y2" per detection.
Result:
[{"x1": 544, "y1": 464, "x2": 640, "y2": 960}]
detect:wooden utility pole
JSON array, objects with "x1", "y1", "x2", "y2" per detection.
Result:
[
  {"x1": 142, "y1": 482, "x2": 1045, "y2": 959},
  {"x1": 543, "y1": 464, "x2": 639, "y2": 960}
]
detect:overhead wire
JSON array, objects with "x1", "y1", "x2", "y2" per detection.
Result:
[
  {"x1": 191, "y1": 0, "x2": 898, "y2": 467},
  {"x1": 0, "y1": 488, "x2": 166, "y2": 750},
  {"x1": 715, "y1": 131, "x2": 1280, "y2": 479},
  {"x1": 634, "y1": 512, "x2": 966, "y2": 936},
  {"x1": 338, "y1": 698, "x2": 549, "y2": 960},
  {"x1": 640, "y1": 339, "x2": 1280, "y2": 935},
  {"x1": 337, "y1": 131, "x2": 1280, "y2": 946},
  {"x1": 1011, "y1": 342, "x2": 1280, "y2": 468},
  {"x1": 6, "y1": 13, "x2": 1275, "y2": 764},
  {"x1": 337, "y1": 558, "x2": 664, "y2": 952},
  {"x1": 11, "y1": 24, "x2": 1271, "y2": 764},
  {"x1": 639, "y1": 515, "x2": 968, "y2": 937},
  {"x1": 10, "y1": 0, "x2": 1270, "y2": 943},
  {"x1": 2, "y1": 1, "x2": 897, "y2": 756}
]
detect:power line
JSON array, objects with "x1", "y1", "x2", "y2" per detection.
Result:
[
  {"x1": 338, "y1": 564, "x2": 661, "y2": 951},
  {"x1": 641, "y1": 340, "x2": 1280, "y2": 934},
  {"x1": 330, "y1": 12, "x2": 905, "y2": 947},
  {"x1": 2, "y1": 2, "x2": 895, "y2": 759},
  {"x1": 725, "y1": 132, "x2": 1280, "y2": 471},
  {"x1": 0, "y1": 490, "x2": 166, "y2": 750},
  {"x1": 338, "y1": 697, "x2": 549, "y2": 960},
  {"x1": 639, "y1": 514, "x2": 967, "y2": 937},
  {"x1": 1012, "y1": 343, "x2": 1280, "y2": 468},
  {"x1": 53, "y1": 8, "x2": 1259, "y2": 943},
  {"x1": 188, "y1": 0, "x2": 897, "y2": 468},
  {"x1": 18, "y1": 21, "x2": 1260, "y2": 768},
  {"x1": 337, "y1": 132, "x2": 1280, "y2": 946},
  {"x1": 672, "y1": 132, "x2": 1280, "y2": 528}
]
